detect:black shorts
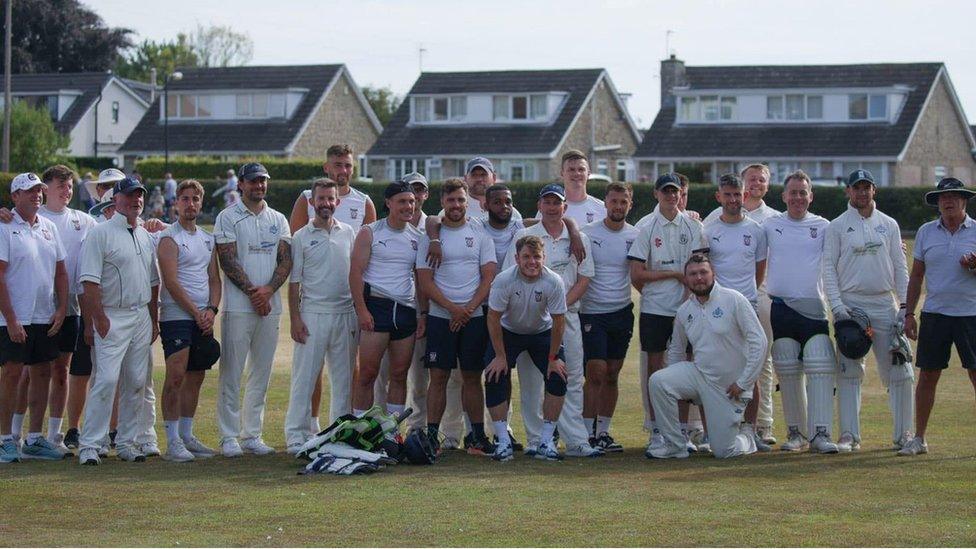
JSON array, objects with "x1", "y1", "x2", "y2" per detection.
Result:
[
  {"x1": 770, "y1": 298, "x2": 829, "y2": 350},
  {"x1": 0, "y1": 324, "x2": 59, "y2": 365},
  {"x1": 639, "y1": 313, "x2": 675, "y2": 353},
  {"x1": 916, "y1": 312, "x2": 976, "y2": 370},
  {"x1": 483, "y1": 328, "x2": 566, "y2": 372},
  {"x1": 424, "y1": 314, "x2": 488, "y2": 371},
  {"x1": 56, "y1": 315, "x2": 81, "y2": 354},
  {"x1": 365, "y1": 295, "x2": 416, "y2": 341},
  {"x1": 581, "y1": 304, "x2": 634, "y2": 362},
  {"x1": 70, "y1": 318, "x2": 93, "y2": 376}
]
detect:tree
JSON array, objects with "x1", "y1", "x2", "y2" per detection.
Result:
[
  {"x1": 190, "y1": 24, "x2": 254, "y2": 67},
  {"x1": 361, "y1": 86, "x2": 401, "y2": 126},
  {"x1": 3, "y1": 100, "x2": 69, "y2": 172},
  {"x1": 0, "y1": 0, "x2": 132, "y2": 73},
  {"x1": 113, "y1": 34, "x2": 200, "y2": 84}
]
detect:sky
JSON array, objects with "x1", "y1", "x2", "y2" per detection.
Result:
[{"x1": 85, "y1": 0, "x2": 976, "y2": 128}]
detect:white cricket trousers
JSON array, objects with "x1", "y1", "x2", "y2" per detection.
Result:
[
  {"x1": 285, "y1": 311, "x2": 357, "y2": 446},
  {"x1": 79, "y1": 307, "x2": 152, "y2": 452},
  {"x1": 517, "y1": 311, "x2": 589, "y2": 448},
  {"x1": 649, "y1": 361, "x2": 751, "y2": 459},
  {"x1": 756, "y1": 288, "x2": 775, "y2": 429},
  {"x1": 217, "y1": 312, "x2": 280, "y2": 442}
]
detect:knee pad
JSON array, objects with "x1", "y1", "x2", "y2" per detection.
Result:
[
  {"x1": 772, "y1": 338, "x2": 802, "y2": 376},
  {"x1": 484, "y1": 374, "x2": 512, "y2": 408},
  {"x1": 802, "y1": 334, "x2": 836, "y2": 375},
  {"x1": 545, "y1": 372, "x2": 567, "y2": 398},
  {"x1": 837, "y1": 356, "x2": 865, "y2": 381}
]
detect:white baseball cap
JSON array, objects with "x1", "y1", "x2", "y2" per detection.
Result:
[
  {"x1": 86, "y1": 168, "x2": 126, "y2": 199},
  {"x1": 10, "y1": 172, "x2": 46, "y2": 192}
]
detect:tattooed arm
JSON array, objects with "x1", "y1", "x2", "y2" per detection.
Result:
[
  {"x1": 249, "y1": 240, "x2": 292, "y2": 316},
  {"x1": 216, "y1": 241, "x2": 255, "y2": 294}
]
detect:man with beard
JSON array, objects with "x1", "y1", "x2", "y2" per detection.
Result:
[
  {"x1": 214, "y1": 163, "x2": 292, "y2": 457},
  {"x1": 438, "y1": 158, "x2": 523, "y2": 222},
  {"x1": 648, "y1": 253, "x2": 766, "y2": 459},
  {"x1": 416, "y1": 178, "x2": 497, "y2": 454},
  {"x1": 580, "y1": 183, "x2": 638, "y2": 451},
  {"x1": 285, "y1": 179, "x2": 357, "y2": 453}
]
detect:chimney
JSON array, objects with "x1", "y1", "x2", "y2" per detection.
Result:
[{"x1": 660, "y1": 54, "x2": 686, "y2": 109}]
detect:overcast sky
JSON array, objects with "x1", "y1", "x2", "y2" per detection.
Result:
[{"x1": 86, "y1": 0, "x2": 976, "y2": 128}]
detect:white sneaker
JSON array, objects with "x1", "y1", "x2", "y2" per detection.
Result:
[
  {"x1": 182, "y1": 436, "x2": 216, "y2": 458},
  {"x1": 565, "y1": 443, "x2": 604, "y2": 458},
  {"x1": 117, "y1": 446, "x2": 147, "y2": 462},
  {"x1": 696, "y1": 434, "x2": 711, "y2": 454},
  {"x1": 240, "y1": 438, "x2": 276, "y2": 455},
  {"x1": 897, "y1": 436, "x2": 928, "y2": 456},
  {"x1": 140, "y1": 442, "x2": 161, "y2": 457},
  {"x1": 893, "y1": 431, "x2": 913, "y2": 451},
  {"x1": 163, "y1": 439, "x2": 195, "y2": 462},
  {"x1": 441, "y1": 436, "x2": 460, "y2": 451},
  {"x1": 836, "y1": 432, "x2": 860, "y2": 453},
  {"x1": 687, "y1": 428, "x2": 706, "y2": 446},
  {"x1": 647, "y1": 432, "x2": 665, "y2": 450},
  {"x1": 737, "y1": 424, "x2": 758, "y2": 455},
  {"x1": 757, "y1": 425, "x2": 777, "y2": 445},
  {"x1": 809, "y1": 429, "x2": 839, "y2": 454},
  {"x1": 683, "y1": 429, "x2": 699, "y2": 453},
  {"x1": 645, "y1": 443, "x2": 689, "y2": 459},
  {"x1": 780, "y1": 426, "x2": 807, "y2": 452},
  {"x1": 533, "y1": 440, "x2": 564, "y2": 461},
  {"x1": 221, "y1": 438, "x2": 244, "y2": 458},
  {"x1": 286, "y1": 442, "x2": 305, "y2": 456},
  {"x1": 78, "y1": 447, "x2": 100, "y2": 465},
  {"x1": 48, "y1": 433, "x2": 74, "y2": 457}
]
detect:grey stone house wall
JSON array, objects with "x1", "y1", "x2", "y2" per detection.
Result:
[{"x1": 291, "y1": 72, "x2": 380, "y2": 160}]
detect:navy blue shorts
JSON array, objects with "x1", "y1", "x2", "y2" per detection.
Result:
[
  {"x1": 365, "y1": 295, "x2": 417, "y2": 341},
  {"x1": 581, "y1": 304, "x2": 634, "y2": 362},
  {"x1": 160, "y1": 320, "x2": 214, "y2": 371},
  {"x1": 69, "y1": 317, "x2": 93, "y2": 376},
  {"x1": 484, "y1": 328, "x2": 565, "y2": 372},
  {"x1": 639, "y1": 313, "x2": 674, "y2": 353},
  {"x1": 55, "y1": 315, "x2": 81, "y2": 354},
  {"x1": 0, "y1": 324, "x2": 58, "y2": 365},
  {"x1": 425, "y1": 314, "x2": 488, "y2": 371},
  {"x1": 916, "y1": 312, "x2": 976, "y2": 370},
  {"x1": 770, "y1": 298, "x2": 829, "y2": 349}
]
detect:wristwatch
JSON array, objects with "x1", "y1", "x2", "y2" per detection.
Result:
[{"x1": 205, "y1": 305, "x2": 219, "y2": 314}]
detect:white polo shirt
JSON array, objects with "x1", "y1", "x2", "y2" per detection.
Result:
[
  {"x1": 158, "y1": 223, "x2": 215, "y2": 322},
  {"x1": 38, "y1": 205, "x2": 96, "y2": 316},
  {"x1": 362, "y1": 218, "x2": 422, "y2": 308},
  {"x1": 472, "y1": 217, "x2": 525, "y2": 267},
  {"x1": 303, "y1": 185, "x2": 372, "y2": 230},
  {"x1": 0, "y1": 210, "x2": 66, "y2": 326},
  {"x1": 213, "y1": 201, "x2": 291, "y2": 314},
  {"x1": 628, "y1": 210, "x2": 705, "y2": 316},
  {"x1": 489, "y1": 265, "x2": 567, "y2": 335},
  {"x1": 764, "y1": 212, "x2": 828, "y2": 301},
  {"x1": 703, "y1": 216, "x2": 767, "y2": 304},
  {"x1": 580, "y1": 220, "x2": 638, "y2": 314},
  {"x1": 502, "y1": 222, "x2": 595, "y2": 314},
  {"x1": 79, "y1": 212, "x2": 159, "y2": 310},
  {"x1": 822, "y1": 203, "x2": 908, "y2": 312},
  {"x1": 290, "y1": 219, "x2": 356, "y2": 314},
  {"x1": 416, "y1": 221, "x2": 495, "y2": 319},
  {"x1": 914, "y1": 216, "x2": 976, "y2": 316},
  {"x1": 564, "y1": 194, "x2": 606, "y2": 226}
]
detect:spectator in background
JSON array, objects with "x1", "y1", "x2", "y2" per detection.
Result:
[
  {"x1": 148, "y1": 187, "x2": 166, "y2": 220},
  {"x1": 80, "y1": 172, "x2": 95, "y2": 210},
  {"x1": 163, "y1": 173, "x2": 178, "y2": 222},
  {"x1": 211, "y1": 169, "x2": 239, "y2": 211}
]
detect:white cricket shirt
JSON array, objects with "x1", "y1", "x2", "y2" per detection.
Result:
[
  {"x1": 362, "y1": 218, "x2": 422, "y2": 308},
  {"x1": 502, "y1": 222, "x2": 594, "y2": 314},
  {"x1": 38, "y1": 205, "x2": 96, "y2": 316},
  {"x1": 78, "y1": 212, "x2": 159, "y2": 310},
  {"x1": 416, "y1": 221, "x2": 495, "y2": 319},
  {"x1": 303, "y1": 186, "x2": 372, "y2": 230},
  {"x1": 628, "y1": 210, "x2": 705, "y2": 316},
  {"x1": 703, "y1": 216, "x2": 767, "y2": 304},
  {"x1": 0, "y1": 210, "x2": 66, "y2": 326},
  {"x1": 580, "y1": 220, "x2": 638, "y2": 314},
  {"x1": 290, "y1": 220, "x2": 356, "y2": 313}
]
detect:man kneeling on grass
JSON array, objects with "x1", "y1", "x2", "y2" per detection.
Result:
[
  {"x1": 648, "y1": 253, "x2": 767, "y2": 459},
  {"x1": 484, "y1": 235, "x2": 568, "y2": 462}
]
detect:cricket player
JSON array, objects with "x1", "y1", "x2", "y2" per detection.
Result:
[
  {"x1": 416, "y1": 178, "x2": 497, "y2": 455},
  {"x1": 900, "y1": 177, "x2": 976, "y2": 455},
  {"x1": 157, "y1": 180, "x2": 222, "y2": 462},
  {"x1": 77, "y1": 176, "x2": 159, "y2": 464},
  {"x1": 214, "y1": 163, "x2": 292, "y2": 457},
  {"x1": 0, "y1": 173, "x2": 69, "y2": 463},
  {"x1": 648, "y1": 253, "x2": 766, "y2": 459},
  {"x1": 702, "y1": 173, "x2": 768, "y2": 450},
  {"x1": 629, "y1": 173, "x2": 705, "y2": 451},
  {"x1": 503, "y1": 184, "x2": 603, "y2": 458},
  {"x1": 580, "y1": 182, "x2": 638, "y2": 451},
  {"x1": 485, "y1": 235, "x2": 568, "y2": 461},
  {"x1": 636, "y1": 173, "x2": 701, "y2": 229},
  {"x1": 559, "y1": 149, "x2": 606, "y2": 225},
  {"x1": 285, "y1": 179, "x2": 357, "y2": 453},
  {"x1": 764, "y1": 170, "x2": 838, "y2": 454},
  {"x1": 436, "y1": 157, "x2": 523, "y2": 222}
]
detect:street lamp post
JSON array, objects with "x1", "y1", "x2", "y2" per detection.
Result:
[{"x1": 163, "y1": 71, "x2": 183, "y2": 174}]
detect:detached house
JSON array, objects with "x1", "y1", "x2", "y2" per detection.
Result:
[
  {"x1": 120, "y1": 64, "x2": 382, "y2": 170},
  {"x1": 367, "y1": 69, "x2": 642, "y2": 183},
  {"x1": 634, "y1": 57, "x2": 976, "y2": 186},
  {"x1": 2, "y1": 72, "x2": 150, "y2": 162}
]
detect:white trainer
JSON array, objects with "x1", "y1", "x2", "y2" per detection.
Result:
[
  {"x1": 182, "y1": 436, "x2": 216, "y2": 458},
  {"x1": 163, "y1": 439, "x2": 195, "y2": 462},
  {"x1": 647, "y1": 432, "x2": 665, "y2": 450},
  {"x1": 808, "y1": 429, "x2": 839, "y2": 454},
  {"x1": 78, "y1": 447, "x2": 100, "y2": 465},
  {"x1": 645, "y1": 443, "x2": 689, "y2": 459},
  {"x1": 221, "y1": 438, "x2": 244, "y2": 458},
  {"x1": 117, "y1": 446, "x2": 147, "y2": 462},
  {"x1": 892, "y1": 431, "x2": 913, "y2": 451},
  {"x1": 737, "y1": 424, "x2": 758, "y2": 455},
  {"x1": 682, "y1": 429, "x2": 698, "y2": 453},
  {"x1": 140, "y1": 442, "x2": 162, "y2": 457},
  {"x1": 48, "y1": 433, "x2": 74, "y2": 457},
  {"x1": 780, "y1": 426, "x2": 807, "y2": 452},
  {"x1": 897, "y1": 436, "x2": 928, "y2": 456},
  {"x1": 286, "y1": 442, "x2": 305, "y2": 456},
  {"x1": 565, "y1": 443, "x2": 604, "y2": 458},
  {"x1": 836, "y1": 432, "x2": 860, "y2": 453},
  {"x1": 240, "y1": 438, "x2": 276, "y2": 455}
]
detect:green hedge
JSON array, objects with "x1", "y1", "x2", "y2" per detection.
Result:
[{"x1": 135, "y1": 157, "x2": 325, "y2": 181}]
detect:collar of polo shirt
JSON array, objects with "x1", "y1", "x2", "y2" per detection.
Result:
[{"x1": 938, "y1": 215, "x2": 974, "y2": 231}]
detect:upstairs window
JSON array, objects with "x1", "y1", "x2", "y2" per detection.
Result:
[
  {"x1": 450, "y1": 96, "x2": 466, "y2": 120},
  {"x1": 767, "y1": 94, "x2": 823, "y2": 121},
  {"x1": 720, "y1": 97, "x2": 736, "y2": 120},
  {"x1": 785, "y1": 94, "x2": 805, "y2": 120},
  {"x1": 806, "y1": 96, "x2": 823, "y2": 119},
  {"x1": 433, "y1": 97, "x2": 449, "y2": 121},
  {"x1": 701, "y1": 96, "x2": 719, "y2": 121},
  {"x1": 413, "y1": 97, "x2": 431, "y2": 122},
  {"x1": 766, "y1": 96, "x2": 784, "y2": 120},
  {"x1": 168, "y1": 94, "x2": 212, "y2": 118},
  {"x1": 491, "y1": 94, "x2": 549, "y2": 121},
  {"x1": 869, "y1": 94, "x2": 887, "y2": 119},
  {"x1": 512, "y1": 96, "x2": 528, "y2": 120},
  {"x1": 849, "y1": 94, "x2": 886, "y2": 120},
  {"x1": 531, "y1": 95, "x2": 547, "y2": 118},
  {"x1": 681, "y1": 97, "x2": 699, "y2": 121}
]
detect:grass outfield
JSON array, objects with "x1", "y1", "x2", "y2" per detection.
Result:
[{"x1": 3, "y1": 245, "x2": 976, "y2": 546}]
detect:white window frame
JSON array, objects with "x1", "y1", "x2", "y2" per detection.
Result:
[
  {"x1": 849, "y1": 94, "x2": 886, "y2": 121},
  {"x1": 596, "y1": 159, "x2": 609, "y2": 176}
]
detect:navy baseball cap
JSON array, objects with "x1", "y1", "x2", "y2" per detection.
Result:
[
  {"x1": 189, "y1": 333, "x2": 220, "y2": 370},
  {"x1": 113, "y1": 176, "x2": 146, "y2": 196},
  {"x1": 465, "y1": 157, "x2": 494, "y2": 175},
  {"x1": 238, "y1": 162, "x2": 270, "y2": 181},
  {"x1": 538, "y1": 184, "x2": 566, "y2": 200},
  {"x1": 655, "y1": 172, "x2": 681, "y2": 190},
  {"x1": 847, "y1": 169, "x2": 875, "y2": 187}
]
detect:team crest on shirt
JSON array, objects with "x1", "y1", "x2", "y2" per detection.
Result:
[
  {"x1": 205, "y1": 240, "x2": 213, "y2": 252},
  {"x1": 625, "y1": 240, "x2": 634, "y2": 252},
  {"x1": 809, "y1": 227, "x2": 818, "y2": 238},
  {"x1": 875, "y1": 225, "x2": 887, "y2": 235},
  {"x1": 687, "y1": 313, "x2": 693, "y2": 323},
  {"x1": 71, "y1": 219, "x2": 81, "y2": 231},
  {"x1": 41, "y1": 228, "x2": 52, "y2": 240},
  {"x1": 679, "y1": 234, "x2": 689, "y2": 245},
  {"x1": 310, "y1": 240, "x2": 319, "y2": 247},
  {"x1": 534, "y1": 290, "x2": 543, "y2": 302},
  {"x1": 269, "y1": 225, "x2": 279, "y2": 235},
  {"x1": 586, "y1": 212, "x2": 595, "y2": 223},
  {"x1": 712, "y1": 307, "x2": 724, "y2": 318},
  {"x1": 410, "y1": 239, "x2": 418, "y2": 250},
  {"x1": 743, "y1": 234, "x2": 752, "y2": 246},
  {"x1": 350, "y1": 208, "x2": 359, "y2": 219},
  {"x1": 465, "y1": 237, "x2": 474, "y2": 247},
  {"x1": 654, "y1": 237, "x2": 662, "y2": 248}
]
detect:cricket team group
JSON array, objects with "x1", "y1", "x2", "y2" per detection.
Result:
[{"x1": 1, "y1": 143, "x2": 975, "y2": 466}]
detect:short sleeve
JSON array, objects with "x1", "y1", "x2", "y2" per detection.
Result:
[
  {"x1": 415, "y1": 235, "x2": 431, "y2": 270},
  {"x1": 277, "y1": 212, "x2": 292, "y2": 243},
  {"x1": 577, "y1": 236, "x2": 595, "y2": 277},
  {"x1": 0, "y1": 228, "x2": 9, "y2": 263},
  {"x1": 290, "y1": 231, "x2": 304, "y2": 283},
  {"x1": 754, "y1": 226, "x2": 768, "y2": 261},
  {"x1": 913, "y1": 225, "x2": 927, "y2": 261},
  {"x1": 479, "y1": 233, "x2": 495, "y2": 266},
  {"x1": 148, "y1": 238, "x2": 160, "y2": 287},
  {"x1": 488, "y1": 276, "x2": 509, "y2": 313},
  {"x1": 78, "y1": 230, "x2": 103, "y2": 284},
  {"x1": 212, "y1": 210, "x2": 237, "y2": 244},
  {"x1": 547, "y1": 277, "x2": 568, "y2": 315},
  {"x1": 628, "y1": 223, "x2": 652, "y2": 262}
]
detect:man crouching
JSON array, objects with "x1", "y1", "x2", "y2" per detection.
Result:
[{"x1": 648, "y1": 253, "x2": 767, "y2": 459}]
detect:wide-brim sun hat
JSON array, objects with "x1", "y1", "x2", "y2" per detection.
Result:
[{"x1": 925, "y1": 177, "x2": 976, "y2": 207}]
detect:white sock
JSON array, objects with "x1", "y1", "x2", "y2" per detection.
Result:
[
  {"x1": 540, "y1": 420, "x2": 556, "y2": 446},
  {"x1": 353, "y1": 408, "x2": 367, "y2": 417},
  {"x1": 178, "y1": 417, "x2": 194, "y2": 440},
  {"x1": 310, "y1": 416, "x2": 321, "y2": 433},
  {"x1": 386, "y1": 403, "x2": 405, "y2": 418},
  {"x1": 597, "y1": 416, "x2": 612, "y2": 436},
  {"x1": 164, "y1": 421, "x2": 180, "y2": 444},
  {"x1": 47, "y1": 417, "x2": 63, "y2": 441},
  {"x1": 493, "y1": 421, "x2": 510, "y2": 445},
  {"x1": 26, "y1": 432, "x2": 42, "y2": 445},
  {"x1": 11, "y1": 413, "x2": 24, "y2": 439},
  {"x1": 584, "y1": 417, "x2": 596, "y2": 436}
]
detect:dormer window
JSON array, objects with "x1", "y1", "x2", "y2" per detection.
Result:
[
  {"x1": 492, "y1": 94, "x2": 549, "y2": 121},
  {"x1": 766, "y1": 94, "x2": 823, "y2": 121},
  {"x1": 412, "y1": 92, "x2": 560, "y2": 124},
  {"x1": 849, "y1": 94, "x2": 887, "y2": 120}
]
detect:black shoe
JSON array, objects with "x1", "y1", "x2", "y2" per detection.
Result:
[
  {"x1": 507, "y1": 429, "x2": 524, "y2": 452},
  {"x1": 464, "y1": 432, "x2": 495, "y2": 455},
  {"x1": 109, "y1": 429, "x2": 118, "y2": 449},
  {"x1": 552, "y1": 427, "x2": 560, "y2": 446},
  {"x1": 589, "y1": 436, "x2": 598, "y2": 448},
  {"x1": 596, "y1": 433, "x2": 624, "y2": 453},
  {"x1": 64, "y1": 428, "x2": 79, "y2": 450}
]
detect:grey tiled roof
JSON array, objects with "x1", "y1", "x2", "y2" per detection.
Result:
[
  {"x1": 119, "y1": 64, "x2": 343, "y2": 154},
  {"x1": 368, "y1": 69, "x2": 606, "y2": 157},
  {"x1": 635, "y1": 62, "x2": 944, "y2": 158},
  {"x1": 4, "y1": 72, "x2": 113, "y2": 134}
]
